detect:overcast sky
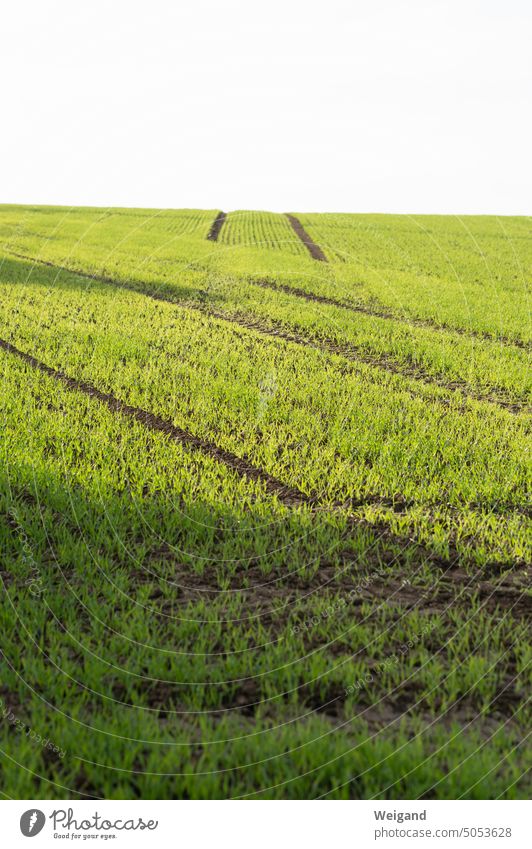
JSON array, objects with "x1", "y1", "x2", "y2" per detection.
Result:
[{"x1": 1, "y1": 0, "x2": 530, "y2": 214}]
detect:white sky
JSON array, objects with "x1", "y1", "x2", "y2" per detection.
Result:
[{"x1": 1, "y1": 0, "x2": 531, "y2": 214}]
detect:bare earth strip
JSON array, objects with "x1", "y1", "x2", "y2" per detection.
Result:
[
  {"x1": 251, "y1": 278, "x2": 531, "y2": 352},
  {"x1": 200, "y1": 309, "x2": 527, "y2": 414},
  {"x1": 0, "y1": 337, "x2": 446, "y2": 519},
  {"x1": 141, "y1": 543, "x2": 531, "y2": 621},
  {"x1": 285, "y1": 214, "x2": 328, "y2": 261},
  {"x1": 13, "y1": 484, "x2": 528, "y2": 618},
  {"x1": 207, "y1": 211, "x2": 227, "y2": 241},
  {"x1": 0, "y1": 337, "x2": 312, "y2": 508},
  {"x1": 0, "y1": 336, "x2": 526, "y2": 580},
  {"x1": 4, "y1": 251, "x2": 528, "y2": 415}
]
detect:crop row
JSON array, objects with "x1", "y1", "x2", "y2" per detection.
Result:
[
  {"x1": 1, "y1": 205, "x2": 529, "y2": 348},
  {"x1": 0, "y1": 256, "x2": 529, "y2": 566},
  {"x1": 4, "y1": 248, "x2": 530, "y2": 412},
  {"x1": 296, "y1": 212, "x2": 531, "y2": 343},
  {"x1": 216, "y1": 210, "x2": 308, "y2": 256},
  {"x1": 1, "y1": 345, "x2": 530, "y2": 798}
]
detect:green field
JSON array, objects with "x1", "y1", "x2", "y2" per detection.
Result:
[{"x1": 0, "y1": 205, "x2": 530, "y2": 799}]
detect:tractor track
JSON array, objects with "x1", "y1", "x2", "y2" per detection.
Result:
[
  {"x1": 0, "y1": 336, "x2": 414, "y2": 517},
  {"x1": 4, "y1": 250, "x2": 529, "y2": 415},
  {"x1": 0, "y1": 337, "x2": 312, "y2": 509},
  {"x1": 1, "y1": 335, "x2": 526, "y2": 583},
  {"x1": 207, "y1": 211, "x2": 227, "y2": 242},
  {"x1": 143, "y1": 545, "x2": 531, "y2": 621},
  {"x1": 285, "y1": 214, "x2": 328, "y2": 261},
  {"x1": 198, "y1": 309, "x2": 528, "y2": 414},
  {"x1": 251, "y1": 278, "x2": 531, "y2": 352}
]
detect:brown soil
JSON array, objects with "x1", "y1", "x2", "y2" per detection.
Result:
[
  {"x1": 13, "y1": 486, "x2": 526, "y2": 627},
  {"x1": 207, "y1": 211, "x2": 227, "y2": 241},
  {"x1": 200, "y1": 307, "x2": 527, "y2": 414},
  {"x1": 142, "y1": 545, "x2": 531, "y2": 622},
  {"x1": 110, "y1": 665, "x2": 526, "y2": 730},
  {"x1": 0, "y1": 337, "x2": 315, "y2": 508},
  {"x1": 251, "y1": 278, "x2": 531, "y2": 352},
  {"x1": 5, "y1": 249, "x2": 528, "y2": 414},
  {"x1": 3, "y1": 333, "x2": 526, "y2": 588},
  {"x1": 285, "y1": 214, "x2": 328, "y2": 261}
]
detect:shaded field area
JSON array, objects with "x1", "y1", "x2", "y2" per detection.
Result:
[{"x1": 0, "y1": 205, "x2": 530, "y2": 799}]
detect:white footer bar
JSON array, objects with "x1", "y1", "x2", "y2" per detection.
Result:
[{"x1": 2, "y1": 799, "x2": 529, "y2": 848}]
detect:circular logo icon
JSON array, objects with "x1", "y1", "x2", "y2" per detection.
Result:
[{"x1": 20, "y1": 809, "x2": 46, "y2": 837}]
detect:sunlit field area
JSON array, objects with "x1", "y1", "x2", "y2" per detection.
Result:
[{"x1": 0, "y1": 205, "x2": 530, "y2": 799}]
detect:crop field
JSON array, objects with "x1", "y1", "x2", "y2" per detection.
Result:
[
  {"x1": 0, "y1": 205, "x2": 530, "y2": 800},
  {"x1": 217, "y1": 210, "x2": 308, "y2": 256}
]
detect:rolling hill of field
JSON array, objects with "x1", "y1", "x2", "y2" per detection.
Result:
[{"x1": 0, "y1": 205, "x2": 530, "y2": 799}]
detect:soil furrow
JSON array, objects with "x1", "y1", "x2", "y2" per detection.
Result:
[
  {"x1": 111, "y1": 669, "x2": 525, "y2": 729},
  {"x1": 251, "y1": 278, "x2": 531, "y2": 352},
  {"x1": 285, "y1": 214, "x2": 328, "y2": 261},
  {"x1": 144, "y1": 549, "x2": 532, "y2": 621},
  {"x1": 207, "y1": 211, "x2": 227, "y2": 242},
  {"x1": 9, "y1": 488, "x2": 527, "y2": 618},
  {"x1": 4, "y1": 250, "x2": 527, "y2": 415},
  {"x1": 0, "y1": 339, "x2": 424, "y2": 524},
  {"x1": 200, "y1": 308, "x2": 527, "y2": 414},
  {"x1": 187, "y1": 539, "x2": 529, "y2": 607},
  {"x1": 0, "y1": 337, "x2": 315, "y2": 508},
  {"x1": 0, "y1": 336, "x2": 414, "y2": 517}
]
